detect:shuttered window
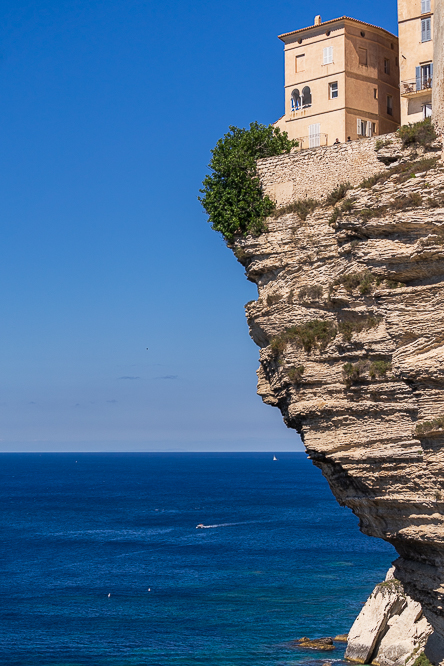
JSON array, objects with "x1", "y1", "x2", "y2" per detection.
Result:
[
  {"x1": 357, "y1": 119, "x2": 368, "y2": 136},
  {"x1": 323, "y1": 47, "x2": 333, "y2": 64},
  {"x1": 417, "y1": 63, "x2": 433, "y2": 90},
  {"x1": 309, "y1": 124, "x2": 321, "y2": 148},
  {"x1": 421, "y1": 0, "x2": 431, "y2": 13},
  {"x1": 421, "y1": 17, "x2": 431, "y2": 42}
]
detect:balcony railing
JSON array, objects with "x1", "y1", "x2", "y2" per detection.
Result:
[
  {"x1": 400, "y1": 78, "x2": 433, "y2": 95},
  {"x1": 294, "y1": 133, "x2": 329, "y2": 150}
]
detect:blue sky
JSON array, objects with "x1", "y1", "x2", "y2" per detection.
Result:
[{"x1": 0, "y1": 0, "x2": 398, "y2": 451}]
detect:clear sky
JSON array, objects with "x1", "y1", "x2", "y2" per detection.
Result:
[{"x1": 0, "y1": 0, "x2": 398, "y2": 451}]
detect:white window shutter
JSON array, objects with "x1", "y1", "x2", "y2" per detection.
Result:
[
  {"x1": 430, "y1": 62, "x2": 434, "y2": 85},
  {"x1": 367, "y1": 122, "x2": 372, "y2": 137},
  {"x1": 323, "y1": 46, "x2": 333, "y2": 64},
  {"x1": 309, "y1": 123, "x2": 321, "y2": 148},
  {"x1": 357, "y1": 118, "x2": 362, "y2": 135},
  {"x1": 421, "y1": 0, "x2": 426, "y2": 12},
  {"x1": 427, "y1": 18, "x2": 431, "y2": 40}
]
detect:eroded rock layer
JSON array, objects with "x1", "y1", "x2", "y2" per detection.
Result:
[{"x1": 234, "y1": 139, "x2": 444, "y2": 654}]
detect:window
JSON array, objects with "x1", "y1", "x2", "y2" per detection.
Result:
[
  {"x1": 329, "y1": 81, "x2": 338, "y2": 99},
  {"x1": 323, "y1": 46, "x2": 333, "y2": 64},
  {"x1": 384, "y1": 58, "x2": 390, "y2": 74},
  {"x1": 295, "y1": 54, "x2": 305, "y2": 72},
  {"x1": 421, "y1": 17, "x2": 432, "y2": 42},
  {"x1": 423, "y1": 103, "x2": 432, "y2": 118},
  {"x1": 302, "y1": 86, "x2": 312, "y2": 108},
  {"x1": 357, "y1": 119, "x2": 366, "y2": 136},
  {"x1": 309, "y1": 123, "x2": 320, "y2": 148},
  {"x1": 416, "y1": 63, "x2": 433, "y2": 90},
  {"x1": 387, "y1": 95, "x2": 393, "y2": 115},
  {"x1": 291, "y1": 89, "x2": 301, "y2": 111},
  {"x1": 421, "y1": 0, "x2": 431, "y2": 13},
  {"x1": 374, "y1": 88, "x2": 378, "y2": 99},
  {"x1": 358, "y1": 48, "x2": 368, "y2": 65},
  {"x1": 357, "y1": 119, "x2": 373, "y2": 137}
]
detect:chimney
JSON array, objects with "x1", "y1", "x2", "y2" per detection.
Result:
[{"x1": 314, "y1": 15, "x2": 322, "y2": 25}]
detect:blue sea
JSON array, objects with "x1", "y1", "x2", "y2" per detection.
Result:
[{"x1": 0, "y1": 453, "x2": 395, "y2": 666}]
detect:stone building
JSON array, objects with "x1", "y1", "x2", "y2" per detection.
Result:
[
  {"x1": 274, "y1": 16, "x2": 401, "y2": 147},
  {"x1": 398, "y1": 0, "x2": 434, "y2": 124}
]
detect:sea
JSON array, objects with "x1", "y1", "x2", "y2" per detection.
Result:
[{"x1": 0, "y1": 452, "x2": 396, "y2": 666}]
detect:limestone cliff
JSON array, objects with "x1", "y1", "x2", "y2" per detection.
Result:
[{"x1": 232, "y1": 136, "x2": 444, "y2": 660}]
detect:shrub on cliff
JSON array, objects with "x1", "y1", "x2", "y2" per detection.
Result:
[
  {"x1": 271, "y1": 319, "x2": 337, "y2": 354},
  {"x1": 199, "y1": 122, "x2": 298, "y2": 242},
  {"x1": 273, "y1": 197, "x2": 318, "y2": 221},
  {"x1": 397, "y1": 118, "x2": 436, "y2": 149}
]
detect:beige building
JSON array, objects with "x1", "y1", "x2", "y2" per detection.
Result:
[
  {"x1": 274, "y1": 16, "x2": 401, "y2": 147},
  {"x1": 398, "y1": 0, "x2": 434, "y2": 124}
]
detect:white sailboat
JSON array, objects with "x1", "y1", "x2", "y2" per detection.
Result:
[{"x1": 273, "y1": 455, "x2": 278, "y2": 461}]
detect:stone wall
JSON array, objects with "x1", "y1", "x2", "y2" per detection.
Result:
[{"x1": 257, "y1": 135, "x2": 397, "y2": 205}]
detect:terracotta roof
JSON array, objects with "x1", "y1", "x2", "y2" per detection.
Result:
[{"x1": 278, "y1": 16, "x2": 398, "y2": 41}]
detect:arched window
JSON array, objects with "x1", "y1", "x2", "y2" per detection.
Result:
[
  {"x1": 302, "y1": 86, "x2": 312, "y2": 108},
  {"x1": 291, "y1": 89, "x2": 301, "y2": 111}
]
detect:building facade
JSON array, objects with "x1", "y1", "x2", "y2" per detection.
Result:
[
  {"x1": 398, "y1": 0, "x2": 434, "y2": 124},
  {"x1": 432, "y1": 0, "x2": 443, "y2": 133},
  {"x1": 274, "y1": 16, "x2": 401, "y2": 147}
]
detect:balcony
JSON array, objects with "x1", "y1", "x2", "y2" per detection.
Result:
[
  {"x1": 400, "y1": 78, "x2": 432, "y2": 97},
  {"x1": 294, "y1": 133, "x2": 329, "y2": 150}
]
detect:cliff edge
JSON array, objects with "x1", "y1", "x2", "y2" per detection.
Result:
[{"x1": 233, "y1": 135, "x2": 444, "y2": 660}]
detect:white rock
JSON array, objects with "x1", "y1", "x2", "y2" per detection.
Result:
[{"x1": 345, "y1": 570, "x2": 432, "y2": 666}]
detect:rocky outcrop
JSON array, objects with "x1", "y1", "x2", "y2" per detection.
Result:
[
  {"x1": 232, "y1": 137, "x2": 444, "y2": 660},
  {"x1": 346, "y1": 568, "x2": 432, "y2": 666},
  {"x1": 292, "y1": 637, "x2": 336, "y2": 650}
]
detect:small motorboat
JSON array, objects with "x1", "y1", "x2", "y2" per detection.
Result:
[{"x1": 196, "y1": 524, "x2": 205, "y2": 529}]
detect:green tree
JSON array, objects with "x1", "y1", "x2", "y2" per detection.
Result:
[{"x1": 199, "y1": 122, "x2": 297, "y2": 242}]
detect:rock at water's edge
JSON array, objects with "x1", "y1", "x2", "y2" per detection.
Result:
[
  {"x1": 345, "y1": 568, "x2": 432, "y2": 666},
  {"x1": 292, "y1": 637, "x2": 336, "y2": 651}
]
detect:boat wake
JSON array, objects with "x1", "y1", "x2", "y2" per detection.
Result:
[{"x1": 196, "y1": 522, "x2": 245, "y2": 529}]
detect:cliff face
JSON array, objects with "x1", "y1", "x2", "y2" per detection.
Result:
[{"x1": 234, "y1": 137, "x2": 444, "y2": 658}]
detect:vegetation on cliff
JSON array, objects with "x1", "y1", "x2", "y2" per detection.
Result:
[
  {"x1": 397, "y1": 117, "x2": 437, "y2": 149},
  {"x1": 199, "y1": 122, "x2": 297, "y2": 241}
]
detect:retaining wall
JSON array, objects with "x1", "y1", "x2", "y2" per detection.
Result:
[{"x1": 257, "y1": 135, "x2": 398, "y2": 205}]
